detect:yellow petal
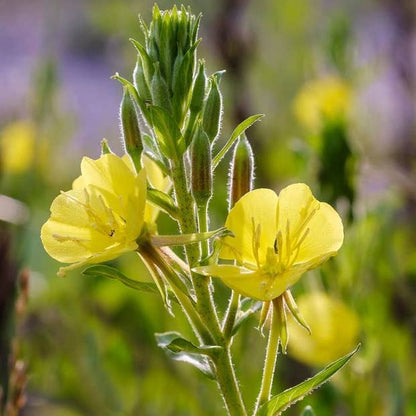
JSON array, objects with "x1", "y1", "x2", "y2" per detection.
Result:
[
  {"x1": 295, "y1": 202, "x2": 343, "y2": 264},
  {"x1": 220, "y1": 188, "x2": 278, "y2": 266},
  {"x1": 80, "y1": 154, "x2": 136, "y2": 201},
  {"x1": 142, "y1": 155, "x2": 171, "y2": 193},
  {"x1": 276, "y1": 183, "x2": 343, "y2": 267}
]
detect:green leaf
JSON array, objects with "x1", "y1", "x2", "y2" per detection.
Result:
[
  {"x1": 82, "y1": 265, "x2": 159, "y2": 293},
  {"x1": 155, "y1": 331, "x2": 222, "y2": 379},
  {"x1": 82, "y1": 264, "x2": 178, "y2": 305},
  {"x1": 147, "y1": 187, "x2": 178, "y2": 219},
  {"x1": 257, "y1": 344, "x2": 361, "y2": 416},
  {"x1": 212, "y1": 114, "x2": 264, "y2": 169},
  {"x1": 151, "y1": 227, "x2": 232, "y2": 247}
]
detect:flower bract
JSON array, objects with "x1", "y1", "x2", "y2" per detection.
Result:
[
  {"x1": 194, "y1": 184, "x2": 344, "y2": 301},
  {"x1": 41, "y1": 153, "x2": 147, "y2": 276}
]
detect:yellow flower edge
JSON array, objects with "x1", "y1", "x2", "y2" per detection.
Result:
[
  {"x1": 288, "y1": 292, "x2": 360, "y2": 366},
  {"x1": 194, "y1": 184, "x2": 344, "y2": 301},
  {"x1": 41, "y1": 153, "x2": 147, "y2": 276}
]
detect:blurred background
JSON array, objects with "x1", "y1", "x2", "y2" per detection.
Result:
[{"x1": 1, "y1": 0, "x2": 415, "y2": 414}]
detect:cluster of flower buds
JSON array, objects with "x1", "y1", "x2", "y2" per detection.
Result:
[{"x1": 116, "y1": 5, "x2": 225, "y2": 174}]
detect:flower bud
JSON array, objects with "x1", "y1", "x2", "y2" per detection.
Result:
[
  {"x1": 228, "y1": 135, "x2": 254, "y2": 208},
  {"x1": 133, "y1": 55, "x2": 152, "y2": 104},
  {"x1": 190, "y1": 60, "x2": 206, "y2": 115},
  {"x1": 202, "y1": 77, "x2": 222, "y2": 142},
  {"x1": 120, "y1": 86, "x2": 143, "y2": 171},
  {"x1": 190, "y1": 127, "x2": 213, "y2": 206},
  {"x1": 151, "y1": 64, "x2": 173, "y2": 114}
]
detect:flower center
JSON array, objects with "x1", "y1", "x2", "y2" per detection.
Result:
[
  {"x1": 52, "y1": 188, "x2": 127, "y2": 247},
  {"x1": 252, "y1": 196, "x2": 319, "y2": 276}
]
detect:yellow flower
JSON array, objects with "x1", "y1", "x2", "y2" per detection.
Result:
[
  {"x1": 0, "y1": 121, "x2": 35, "y2": 174},
  {"x1": 41, "y1": 153, "x2": 147, "y2": 276},
  {"x1": 293, "y1": 76, "x2": 351, "y2": 131},
  {"x1": 195, "y1": 184, "x2": 343, "y2": 301},
  {"x1": 288, "y1": 292, "x2": 360, "y2": 366}
]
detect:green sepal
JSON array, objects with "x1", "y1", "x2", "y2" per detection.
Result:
[
  {"x1": 155, "y1": 331, "x2": 222, "y2": 379},
  {"x1": 100, "y1": 138, "x2": 113, "y2": 155},
  {"x1": 151, "y1": 227, "x2": 231, "y2": 248},
  {"x1": 81, "y1": 264, "x2": 177, "y2": 304},
  {"x1": 149, "y1": 105, "x2": 186, "y2": 159},
  {"x1": 130, "y1": 39, "x2": 154, "y2": 81},
  {"x1": 283, "y1": 290, "x2": 311, "y2": 334},
  {"x1": 256, "y1": 344, "x2": 361, "y2": 416},
  {"x1": 147, "y1": 187, "x2": 178, "y2": 219},
  {"x1": 213, "y1": 114, "x2": 264, "y2": 169}
]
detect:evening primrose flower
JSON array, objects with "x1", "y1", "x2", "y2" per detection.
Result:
[
  {"x1": 293, "y1": 76, "x2": 351, "y2": 131},
  {"x1": 41, "y1": 153, "x2": 146, "y2": 276},
  {"x1": 195, "y1": 184, "x2": 343, "y2": 301},
  {"x1": 288, "y1": 292, "x2": 360, "y2": 366},
  {"x1": 0, "y1": 121, "x2": 35, "y2": 174}
]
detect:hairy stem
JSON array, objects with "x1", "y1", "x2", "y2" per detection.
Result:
[
  {"x1": 170, "y1": 156, "x2": 222, "y2": 341},
  {"x1": 215, "y1": 347, "x2": 248, "y2": 416},
  {"x1": 253, "y1": 300, "x2": 280, "y2": 414}
]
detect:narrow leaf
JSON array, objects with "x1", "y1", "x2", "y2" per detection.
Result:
[
  {"x1": 147, "y1": 187, "x2": 178, "y2": 219},
  {"x1": 82, "y1": 264, "x2": 178, "y2": 304},
  {"x1": 82, "y1": 265, "x2": 159, "y2": 293},
  {"x1": 151, "y1": 227, "x2": 231, "y2": 247},
  {"x1": 212, "y1": 114, "x2": 264, "y2": 169},
  {"x1": 155, "y1": 332, "x2": 221, "y2": 379},
  {"x1": 257, "y1": 344, "x2": 361, "y2": 416}
]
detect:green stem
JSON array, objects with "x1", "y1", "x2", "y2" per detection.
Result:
[
  {"x1": 222, "y1": 290, "x2": 240, "y2": 341},
  {"x1": 141, "y1": 241, "x2": 214, "y2": 345},
  {"x1": 197, "y1": 203, "x2": 210, "y2": 264},
  {"x1": 215, "y1": 348, "x2": 248, "y2": 416},
  {"x1": 253, "y1": 301, "x2": 280, "y2": 414},
  {"x1": 170, "y1": 156, "x2": 222, "y2": 341}
]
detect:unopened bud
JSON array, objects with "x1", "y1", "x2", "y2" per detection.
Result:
[
  {"x1": 133, "y1": 55, "x2": 152, "y2": 103},
  {"x1": 120, "y1": 86, "x2": 143, "y2": 171},
  {"x1": 151, "y1": 64, "x2": 173, "y2": 113},
  {"x1": 191, "y1": 127, "x2": 213, "y2": 205},
  {"x1": 190, "y1": 60, "x2": 206, "y2": 114},
  {"x1": 202, "y1": 77, "x2": 222, "y2": 142},
  {"x1": 229, "y1": 135, "x2": 254, "y2": 208}
]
